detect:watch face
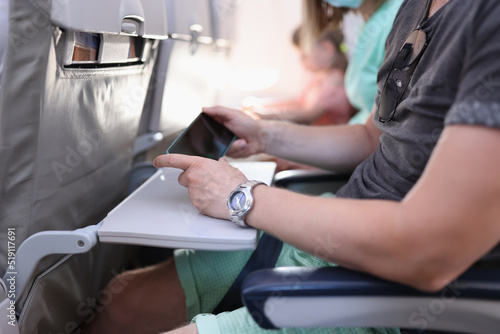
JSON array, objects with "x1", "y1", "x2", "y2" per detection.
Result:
[{"x1": 229, "y1": 191, "x2": 247, "y2": 211}]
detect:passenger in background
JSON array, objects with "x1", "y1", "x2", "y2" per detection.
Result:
[
  {"x1": 251, "y1": 0, "x2": 403, "y2": 172},
  {"x1": 305, "y1": 0, "x2": 403, "y2": 124},
  {"x1": 248, "y1": 27, "x2": 354, "y2": 126},
  {"x1": 250, "y1": 0, "x2": 403, "y2": 127}
]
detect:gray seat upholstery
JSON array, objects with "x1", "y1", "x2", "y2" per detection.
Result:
[
  {"x1": 0, "y1": 0, "x2": 239, "y2": 332},
  {"x1": 0, "y1": 0, "x2": 165, "y2": 332}
]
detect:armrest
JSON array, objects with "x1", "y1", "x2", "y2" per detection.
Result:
[
  {"x1": 242, "y1": 266, "x2": 500, "y2": 333},
  {"x1": 273, "y1": 170, "x2": 351, "y2": 195}
]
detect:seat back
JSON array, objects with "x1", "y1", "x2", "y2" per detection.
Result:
[{"x1": 0, "y1": 0, "x2": 166, "y2": 331}]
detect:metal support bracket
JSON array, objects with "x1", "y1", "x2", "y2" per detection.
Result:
[{"x1": 2, "y1": 224, "x2": 101, "y2": 302}]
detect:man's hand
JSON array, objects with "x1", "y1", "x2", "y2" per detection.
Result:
[
  {"x1": 154, "y1": 154, "x2": 248, "y2": 220},
  {"x1": 202, "y1": 106, "x2": 263, "y2": 158}
]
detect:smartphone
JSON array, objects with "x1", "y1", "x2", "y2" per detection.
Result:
[{"x1": 166, "y1": 112, "x2": 237, "y2": 160}]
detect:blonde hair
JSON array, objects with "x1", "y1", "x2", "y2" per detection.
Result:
[{"x1": 300, "y1": 0, "x2": 385, "y2": 52}]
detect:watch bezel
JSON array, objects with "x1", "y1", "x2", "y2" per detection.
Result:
[
  {"x1": 228, "y1": 189, "x2": 254, "y2": 216},
  {"x1": 227, "y1": 180, "x2": 265, "y2": 227}
]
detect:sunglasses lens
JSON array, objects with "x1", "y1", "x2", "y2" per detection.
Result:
[
  {"x1": 379, "y1": 77, "x2": 399, "y2": 122},
  {"x1": 401, "y1": 29, "x2": 427, "y2": 66}
]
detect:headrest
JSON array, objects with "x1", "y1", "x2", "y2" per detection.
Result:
[{"x1": 50, "y1": 0, "x2": 167, "y2": 39}]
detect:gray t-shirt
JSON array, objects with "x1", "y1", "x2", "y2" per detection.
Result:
[
  {"x1": 337, "y1": 0, "x2": 500, "y2": 201},
  {"x1": 336, "y1": 0, "x2": 500, "y2": 263}
]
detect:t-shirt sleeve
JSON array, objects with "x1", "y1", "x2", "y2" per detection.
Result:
[{"x1": 444, "y1": 3, "x2": 500, "y2": 129}]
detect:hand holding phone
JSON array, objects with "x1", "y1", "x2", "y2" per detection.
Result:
[{"x1": 166, "y1": 112, "x2": 237, "y2": 160}]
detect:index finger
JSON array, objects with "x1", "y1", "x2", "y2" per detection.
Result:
[{"x1": 154, "y1": 154, "x2": 204, "y2": 171}]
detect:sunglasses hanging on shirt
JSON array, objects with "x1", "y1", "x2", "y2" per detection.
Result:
[{"x1": 378, "y1": 29, "x2": 429, "y2": 123}]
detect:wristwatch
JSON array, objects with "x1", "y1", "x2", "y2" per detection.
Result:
[{"x1": 227, "y1": 180, "x2": 266, "y2": 227}]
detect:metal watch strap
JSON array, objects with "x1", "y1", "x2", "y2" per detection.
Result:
[{"x1": 227, "y1": 180, "x2": 266, "y2": 227}]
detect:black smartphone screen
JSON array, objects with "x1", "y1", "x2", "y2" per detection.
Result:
[{"x1": 166, "y1": 112, "x2": 237, "y2": 160}]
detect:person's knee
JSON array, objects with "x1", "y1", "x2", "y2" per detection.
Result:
[
  {"x1": 94, "y1": 261, "x2": 168, "y2": 322},
  {"x1": 97, "y1": 270, "x2": 142, "y2": 325},
  {"x1": 83, "y1": 258, "x2": 185, "y2": 331},
  {"x1": 106, "y1": 270, "x2": 136, "y2": 295}
]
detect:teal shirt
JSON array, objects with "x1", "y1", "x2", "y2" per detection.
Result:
[{"x1": 345, "y1": 0, "x2": 403, "y2": 124}]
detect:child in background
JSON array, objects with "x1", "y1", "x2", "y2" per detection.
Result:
[
  {"x1": 245, "y1": 27, "x2": 354, "y2": 172},
  {"x1": 305, "y1": 0, "x2": 404, "y2": 124},
  {"x1": 245, "y1": 27, "x2": 354, "y2": 126}
]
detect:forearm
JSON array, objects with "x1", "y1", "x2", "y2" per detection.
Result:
[
  {"x1": 202, "y1": 105, "x2": 379, "y2": 167},
  {"x1": 258, "y1": 106, "x2": 324, "y2": 124},
  {"x1": 247, "y1": 126, "x2": 500, "y2": 292},
  {"x1": 259, "y1": 120, "x2": 378, "y2": 172},
  {"x1": 246, "y1": 186, "x2": 417, "y2": 287},
  {"x1": 246, "y1": 186, "x2": 471, "y2": 292}
]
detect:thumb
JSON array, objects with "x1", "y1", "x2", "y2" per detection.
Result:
[{"x1": 231, "y1": 138, "x2": 248, "y2": 150}]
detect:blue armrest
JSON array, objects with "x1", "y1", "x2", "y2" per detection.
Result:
[{"x1": 241, "y1": 266, "x2": 500, "y2": 333}]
